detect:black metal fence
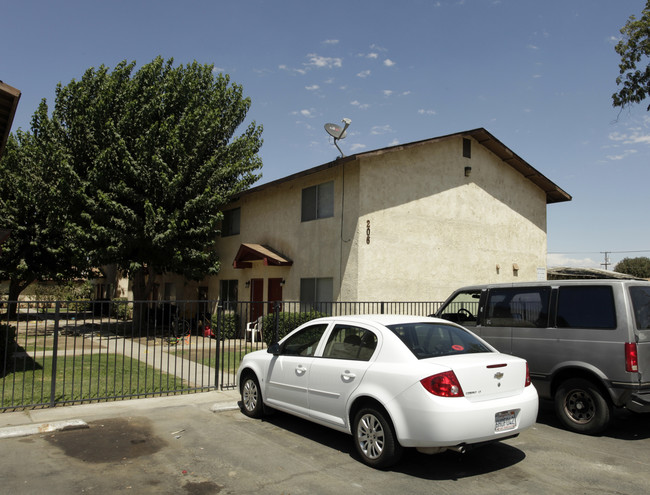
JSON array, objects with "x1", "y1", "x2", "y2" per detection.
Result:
[{"x1": 0, "y1": 299, "x2": 443, "y2": 411}]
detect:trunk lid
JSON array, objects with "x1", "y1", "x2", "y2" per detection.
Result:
[{"x1": 425, "y1": 353, "x2": 528, "y2": 402}]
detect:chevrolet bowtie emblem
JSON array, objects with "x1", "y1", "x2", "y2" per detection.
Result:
[{"x1": 494, "y1": 372, "x2": 504, "y2": 380}]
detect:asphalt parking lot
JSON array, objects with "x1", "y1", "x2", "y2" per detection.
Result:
[{"x1": 1, "y1": 392, "x2": 649, "y2": 494}]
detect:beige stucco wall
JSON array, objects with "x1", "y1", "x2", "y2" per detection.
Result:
[
  {"x1": 212, "y1": 134, "x2": 548, "y2": 304},
  {"x1": 353, "y1": 136, "x2": 547, "y2": 301}
]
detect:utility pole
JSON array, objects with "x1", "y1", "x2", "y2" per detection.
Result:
[{"x1": 600, "y1": 251, "x2": 611, "y2": 270}]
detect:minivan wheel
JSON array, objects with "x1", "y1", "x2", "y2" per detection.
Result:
[
  {"x1": 554, "y1": 378, "x2": 611, "y2": 434},
  {"x1": 353, "y1": 407, "x2": 403, "y2": 469},
  {"x1": 240, "y1": 373, "x2": 264, "y2": 418}
]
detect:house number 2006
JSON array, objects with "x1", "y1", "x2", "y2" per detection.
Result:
[{"x1": 366, "y1": 220, "x2": 371, "y2": 244}]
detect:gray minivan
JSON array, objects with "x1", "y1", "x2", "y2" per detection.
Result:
[{"x1": 436, "y1": 280, "x2": 650, "y2": 434}]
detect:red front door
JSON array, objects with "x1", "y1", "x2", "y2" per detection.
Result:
[
  {"x1": 268, "y1": 278, "x2": 283, "y2": 314},
  {"x1": 250, "y1": 278, "x2": 264, "y2": 322}
]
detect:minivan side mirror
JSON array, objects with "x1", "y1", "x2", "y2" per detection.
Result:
[{"x1": 267, "y1": 343, "x2": 281, "y2": 355}]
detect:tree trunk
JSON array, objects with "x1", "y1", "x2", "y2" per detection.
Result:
[
  {"x1": 131, "y1": 267, "x2": 156, "y2": 333},
  {"x1": 6, "y1": 278, "x2": 32, "y2": 319}
]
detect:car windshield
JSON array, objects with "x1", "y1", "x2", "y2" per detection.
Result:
[{"x1": 386, "y1": 322, "x2": 491, "y2": 359}]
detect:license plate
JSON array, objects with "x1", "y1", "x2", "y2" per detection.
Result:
[{"x1": 495, "y1": 410, "x2": 517, "y2": 432}]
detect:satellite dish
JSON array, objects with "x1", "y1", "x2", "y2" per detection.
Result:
[{"x1": 324, "y1": 118, "x2": 351, "y2": 157}]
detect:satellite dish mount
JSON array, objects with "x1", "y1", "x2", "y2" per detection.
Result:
[{"x1": 324, "y1": 118, "x2": 351, "y2": 157}]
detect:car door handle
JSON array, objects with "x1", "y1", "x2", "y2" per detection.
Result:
[
  {"x1": 295, "y1": 365, "x2": 307, "y2": 376},
  {"x1": 341, "y1": 371, "x2": 356, "y2": 382}
]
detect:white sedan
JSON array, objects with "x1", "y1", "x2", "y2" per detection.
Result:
[{"x1": 236, "y1": 314, "x2": 538, "y2": 468}]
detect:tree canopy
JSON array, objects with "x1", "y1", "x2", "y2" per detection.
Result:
[
  {"x1": 1, "y1": 57, "x2": 263, "y2": 305},
  {"x1": 613, "y1": 0, "x2": 650, "y2": 111},
  {"x1": 0, "y1": 102, "x2": 87, "y2": 305},
  {"x1": 614, "y1": 257, "x2": 650, "y2": 279}
]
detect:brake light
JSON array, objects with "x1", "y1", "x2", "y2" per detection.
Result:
[
  {"x1": 420, "y1": 371, "x2": 464, "y2": 397},
  {"x1": 525, "y1": 362, "x2": 531, "y2": 387},
  {"x1": 625, "y1": 342, "x2": 638, "y2": 373}
]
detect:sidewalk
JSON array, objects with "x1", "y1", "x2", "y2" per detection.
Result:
[{"x1": 0, "y1": 389, "x2": 241, "y2": 439}]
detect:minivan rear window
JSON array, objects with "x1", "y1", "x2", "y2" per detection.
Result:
[
  {"x1": 556, "y1": 286, "x2": 616, "y2": 329},
  {"x1": 629, "y1": 286, "x2": 650, "y2": 330}
]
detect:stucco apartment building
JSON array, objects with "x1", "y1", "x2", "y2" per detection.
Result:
[
  {"x1": 192, "y1": 127, "x2": 571, "y2": 311},
  {"x1": 99, "y1": 128, "x2": 569, "y2": 311}
]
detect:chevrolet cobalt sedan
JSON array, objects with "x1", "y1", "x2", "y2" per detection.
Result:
[{"x1": 236, "y1": 315, "x2": 538, "y2": 468}]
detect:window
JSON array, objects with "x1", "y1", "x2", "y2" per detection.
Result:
[
  {"x1": 281, "y1": 324, "x2": 328, "y2": 356},
  {"x1": 438, "y1": 290, "x2": 481, "y2": 326},
  {"x1": 485, "y1": 287, "x2": 550, "y2": 328},
  {"x1": 300, "y1": 277, "x2": 333, "y2": 312},
  {"x1": 322, "y1": 325, "x2": 377, "y2": 361},
  {"x1": 463, "y1": 138, "x2": 471, "y2": 158},
  {"x1": 387, "y1": 322, "x2": 490, "y2": 359},
  {"x1": 221, "y1": 208, "x2": 240, "y2": 236},
  {"x1": 220, "y1": 280, "x2": 238, "y2": 312},
  {"x1": 630, "y1": 286, "x2": 650, "y2": 330},
  {"x1": 556, "y1": 286, "x2": 616, "y2": 329},
  {"x1": 301, "y1": 181, "x2": 334, "y2": 222}
]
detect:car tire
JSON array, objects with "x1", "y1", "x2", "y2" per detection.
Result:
[
  {"x1": 240, "y1": 373, "x2": 264, "y2": 418},
  {"x1": 554, "y1": 378, "x2": 611, "y2": 434},
  {"x1": 353, "y1": 407, "x2": 403, "y2": 469}
]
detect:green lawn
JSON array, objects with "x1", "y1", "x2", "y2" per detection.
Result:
[{"x1": 1, "y1": 353, "x2": 189, "y2": 408}]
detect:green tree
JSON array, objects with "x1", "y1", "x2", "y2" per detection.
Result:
[
  {"x1": 613, "y1": 1, "x2": 650, "y2": 110},
  {"x1": 0, "y1": 102, "x2": 88, "y2": 315},
  {"x1": 614, "y1": 257, "x2": 650, "y2": 278},
  {"x1": 50, "y1": 57, "x2": 263, "y2": 307}
]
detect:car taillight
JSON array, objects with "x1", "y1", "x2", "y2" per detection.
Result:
[
  {"x1": 625, "y1": 342, "x2": 638, "y2": 373},
  {"x1": 525, "y1": 362, "x2": 531, "y2": 387},
  {"x1": 420, "y1": 371, "x2": 464, "y2": 397}
]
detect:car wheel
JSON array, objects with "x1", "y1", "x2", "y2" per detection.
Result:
[
  {"x1": 353, "y1": 407, "x2": 403, "y2": 469},
  {"x1": 554, "y1": 378, "x2": 611, "y2": 434},
  {"x1": 240, "y1": 373, "x2": 264, "y2": 418}
]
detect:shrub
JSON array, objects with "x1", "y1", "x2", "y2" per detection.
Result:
[
  {"x1": 211, "y1": 312, "x2": 241, "y2": 340},
  {"x1": 111, "y1": 298, "x2": 133, "y2": 320},
  {"x1": 261, "y1": 311, "x2": 327, "y2": 345}
]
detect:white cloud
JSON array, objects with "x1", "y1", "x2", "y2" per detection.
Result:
[
  {"x1": 357, "y1": 70, "x2": 371, "y2": 78},
  {"x1": 528, "y1": 44, "x2": 539, "y2": 50},
  {"x1": 305, "y1": 84, "x2": 320, "y2": 91},
  {"x1": 607, "y1": 149, "x2": 638, "y2": 161},
  {"x1": 371, "y1": 125, "x2": 392, "y2": 135},
  {"x1": 547, "y1": 253, "x2": 600, "y2": 269},
  {"x1": 367, "y1": 53, "x2": 379, "y2": 59},
  {"x1": 418, "y1": 108, "x2": 436, "y2": 115},
  {"x1": 609, "y1": 131, "x2": 650, "y2": 145},
  {"x1": 306, "y1": 54, "x2": 342, "y2": 69},
  {"x1": 388, "y1": 139, "x2": 400, "y2": 146},
  {"x1": 383, "y1": 90, "x2": 393, "y2": 97},
  {"x1": 384, "y1": 59, "x2": 396, "y2": 67},
  {"x1": 323, "y1": 39, "x2": 339, "y2": 45},
  {"x1": 351, "y1": 100, "x2": 370, "y2": 110},
  {"x1": 350, "y1": 143, "x2": 367, "y2": 152}
]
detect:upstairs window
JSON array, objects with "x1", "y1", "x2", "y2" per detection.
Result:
[
  {"x1": 221, "y1": 207, "x2": 241, "y2": 236},
  {"x1": 301, "y1": 181, "x2": 334, "y2": 222},
  {"x1": 300, "y1": 277, "x2": 333, "y2": 313}
]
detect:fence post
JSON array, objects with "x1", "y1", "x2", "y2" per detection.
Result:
[
  {"x1": 215, "y1": 302, "x2": 222, "y2": 389},
  {"x1": 274, "y1": 302, "x2": 280, "y2": 343},
  {"x1": 50, "y1": 301, "x2": 60, "y2": 408}
]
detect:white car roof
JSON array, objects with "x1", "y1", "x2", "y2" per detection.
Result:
[{"x1": 312, "y1": 314, "x2": 449, "y2": 326}]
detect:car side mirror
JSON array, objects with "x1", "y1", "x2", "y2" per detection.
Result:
[{"x1": 267, "y1": 343, "x2": 281, "y2": 355}]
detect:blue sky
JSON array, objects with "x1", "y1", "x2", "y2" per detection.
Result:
[{"x1": 2, "y1": 0, "x2": 649, "y2": 270}]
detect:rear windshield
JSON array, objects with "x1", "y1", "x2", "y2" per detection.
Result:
[
  {"x1": 386, "y1": 322, "x2": 491, "y2": 359},
  {"x1": 630, "y1": 286, "x2": 650, "y2": 330}
]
